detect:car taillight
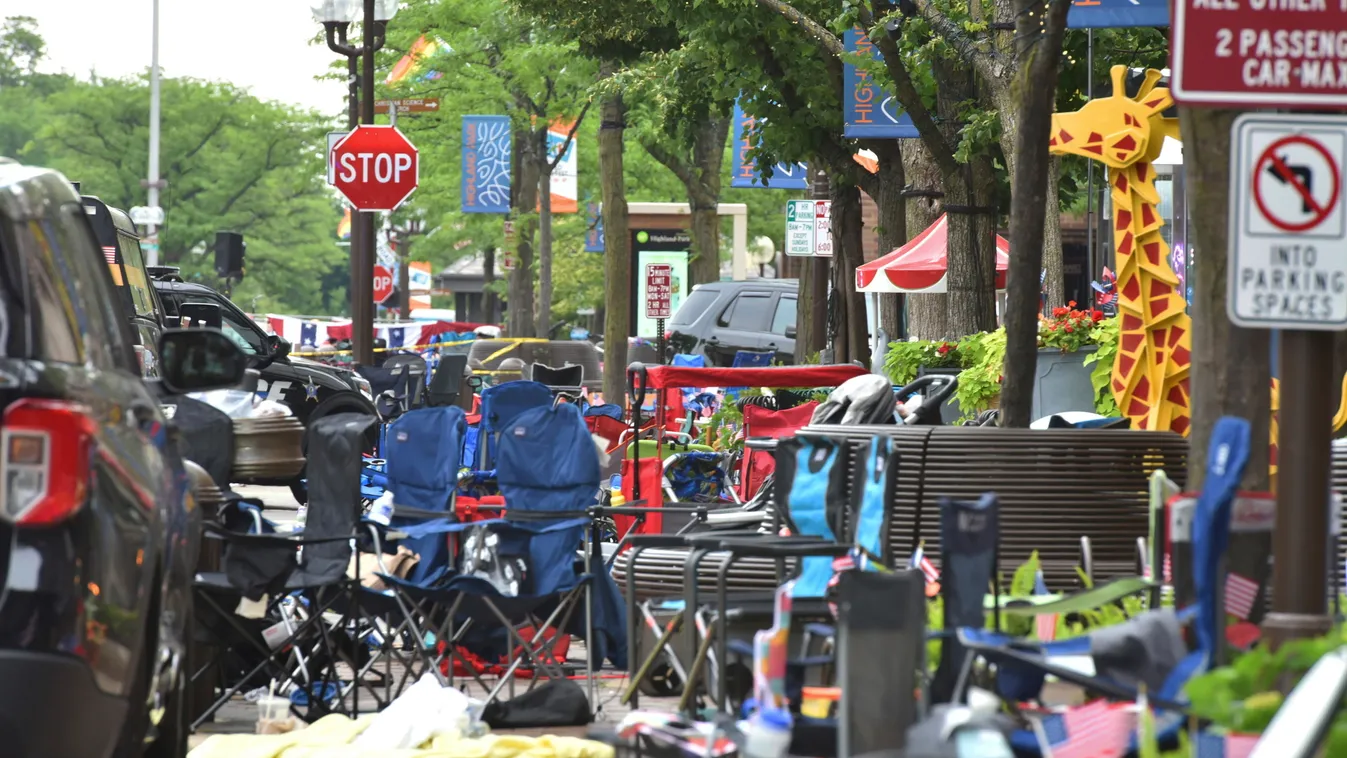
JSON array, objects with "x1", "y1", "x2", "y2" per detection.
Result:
[{"x1": 0, "y1": 399, "x2": 96, "y2": 526}]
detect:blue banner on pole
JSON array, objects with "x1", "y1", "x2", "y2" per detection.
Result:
[
  {"x1": 1066, "y1": 0, "x2": 1169, "y2": 28},
  {"x1": 730, "y1": 102, "x2": 809, "y2": 190},
  {"x1": 843, "y1": 30, "x2": 919, "y2": 140},
  {"x1": 585, "y1": 200, "x2": 604, "y2": 252},
  {"x1": 461, "y1": 115, "x2": 511, "y2": 214}
]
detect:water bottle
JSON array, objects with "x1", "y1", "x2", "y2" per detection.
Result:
[
  {"x1": 742, "y1": 708, "x2": 792, "y2": 758},
  {"x1": 608, "y1": 474, "x2": 625, "y2": 507}
]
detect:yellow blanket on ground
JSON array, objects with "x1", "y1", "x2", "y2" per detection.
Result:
[{"x1": 189, "y1": 715, "x2": 616, "y2": 758}]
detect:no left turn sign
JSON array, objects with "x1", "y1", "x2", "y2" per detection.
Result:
[
  {"x1": 1229, "y1": 114, "x2": 1347, "y2": 331},
  {"x1": 1250, "y1": 135, "x2": 1342, "y2": 236}
]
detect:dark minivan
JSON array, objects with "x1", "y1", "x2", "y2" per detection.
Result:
[
  {"x1": 667, "y1": 279, "x2": 798, "y2": 365},
  {"x1": 0, "y1": 159, "x2": 246, "y2": 757}
]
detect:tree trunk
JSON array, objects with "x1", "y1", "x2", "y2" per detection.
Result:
[
  {"x1": 1042, "y1": 157, "x2": 1065, "y2": 307},
  {"x1": 599, "y1": 61, "x2": 631, "y2": 403},
  {"x1": 873, "y1": 143, "x2": 907, "y2": 342},
  {"x1": 536, "y1": 130, "x2": 554, "y2": 338},
  {"x1": 999, "y1": 0, "x2": 1071, "y2": 428},
  {"x1": 689, "y1": 115, "x2": 731, "y2": 286},
  {"x1": 831, "y1": 177, "x2": 870, "y2": 366},
  {"x1": 508, "y1": 129, "x2": 540, "y2": 338},
  {"x1": 903, "y1": 141, "x2": 948, "y2": 340},
  {"x1": 1180, "y1": 106, "x2": 1271, "y2": 491},
  {"x1": 482, "y1": 246, "x2": 499, "y2": 323},
  {"x1": 936, "y1": 59, "x2": 989, "y2": 339}
]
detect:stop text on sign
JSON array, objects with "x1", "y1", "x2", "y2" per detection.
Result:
[
  {"x1": 329, "y1": 125, "x2": 420, "y2": 212},
  {"x1": 1173, "y1": 0, "x2": 1347, "y2": 108},
  {"x1": 336, "y1": 152, "x2": 415, "y2": 184}
]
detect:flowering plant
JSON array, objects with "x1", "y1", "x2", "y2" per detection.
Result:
[
  {"x1": 883, "y1": 339, "x2": 966, "y2": 385},
  {"x1": 1039, "y1": 301, "x2": 1106, "y2": 353}
]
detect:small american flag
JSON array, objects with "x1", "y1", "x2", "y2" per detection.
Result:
[
  {"x1": 1195, "y1": 731, "x2": 1260, "y2": 758},
  {"x1": 910, "y1": 546, "x2": 940, "y2": 584},
  {"x1": 102, "y1": 246, "x2": 117, "y2": 264},
  {"x1": 1035, "y1": 700, "x2": 1135, "y2": 758},
  {"x1": 1033, "y1": 571, "x2": 1058, "y2": 641},
  {"x1": 1225, "y1": 573, "x2": 1259, "y2": 620}
]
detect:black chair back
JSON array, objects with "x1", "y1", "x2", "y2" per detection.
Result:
[{"x1": 428, "y1": 354, "x2": 470, "y2": 407}]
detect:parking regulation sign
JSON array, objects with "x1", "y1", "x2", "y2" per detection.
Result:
[
  {"x1": 645, "y1": 263, "x2": 672, "y2": 319},
  {"x1": 1228, "y1": 113, "x2": 1347, "y2": 330}
]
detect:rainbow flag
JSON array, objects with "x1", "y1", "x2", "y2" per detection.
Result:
[
  {"x1": 386, "y1": 35, "x2": 441, "y2": 85},
  {"x1": 337, "y1": 208, "x2": 351, "y2": 240}
]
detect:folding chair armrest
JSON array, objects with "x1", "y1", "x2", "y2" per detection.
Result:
[
  {"x1": 201, "y1": 521, "x2": 352, "y2": 546},
  {"x1": 716, "y1": 538, "x2": 846, "y2": 559}
]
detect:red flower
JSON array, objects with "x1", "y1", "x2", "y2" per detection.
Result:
[
  {"x1": 1052, "y1": 307, "x2": 1068, "y2": 318},
  {"x1": 1091, "y1": 310, "x2": 1104, "y2": 322},
  {"x1": 1068, "y1": 300, "x2": 1077, "y2": 308},
  {"x1": 937, "y1": 344, "x2": 951, "y2": 356},
  {"x1": 1064, "y1": 326, "x2": 1074, "y2": 333}
]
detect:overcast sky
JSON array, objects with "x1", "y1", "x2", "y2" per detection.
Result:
[{"x1": 18, "y1": 0, "x2": 346, "y2": 117}]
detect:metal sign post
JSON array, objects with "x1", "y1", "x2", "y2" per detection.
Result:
[
  {"x1": 645, "y1": 263, "x2": 673, "y2": 364},
  {"x1": 1228, "y1": 113, "x2": 1347, "y2": 645}
]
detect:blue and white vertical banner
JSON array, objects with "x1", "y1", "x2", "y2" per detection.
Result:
[
  {"x1": 585, "y1": 200, "x2": 604, "y2": 252},
  {"x1": 843, "y1": 30, "x2": 919, "y2": 139},
  {"x1": 1066, "y1": 0, "x2": 1169, "y2": 28},
  {"x1": 730, "y1": 101, "x2": 809, "y2": 190},
  {"x1": 461, "y1": 115, "x2": 512, "y2": 214}
]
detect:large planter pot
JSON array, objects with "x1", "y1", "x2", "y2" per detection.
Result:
[{"x1": 1032, "y1": 346, "x2": 1099, "y2": 420}]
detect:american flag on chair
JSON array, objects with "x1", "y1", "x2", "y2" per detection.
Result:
[
  {"x1": 102, "y1": 246, "x2": 117, "y2": 264},
  {"x1": 1224, "y1": 573, "x2": 1259, "y2": 620},
  {"x1": 1033, "y1": 700, "x2": 1135, "y2": 758},
  {"x1": 910, "y1": 545, "x2": 939, "y2": 584}
]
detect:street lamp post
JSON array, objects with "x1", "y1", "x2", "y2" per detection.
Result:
[
  {"x1": 143, "y1": 0, "x2": 164, "y2": 266},
  {"x1": 313, "y1": 0, "x2": 397, "y2": 366}
]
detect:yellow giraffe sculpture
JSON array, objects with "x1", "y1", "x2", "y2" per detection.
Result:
[{"x1": 1048, "y1": 66, "x2": 1190, "y2": 435}]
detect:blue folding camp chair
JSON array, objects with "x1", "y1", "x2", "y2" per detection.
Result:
[
  {"x1": 461, "y1": 380, "x2": 553, "y2": 487},
  {"x1": 726, "y1": 350, "x2": 775, "y2": 400},
  {"x1": 948, "y1": 416, "x2": 1252, "y2": 752},
  {"x1": 382, "y1": 401, "x2": 627, "y2": 712}
]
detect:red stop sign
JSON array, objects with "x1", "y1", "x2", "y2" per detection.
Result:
[
  {"x1": 373, "y1": 265, "x2": 394, "y2": 304},
  {"x1": 331, "y1": 125, "x2": 419, "y2": 211}
]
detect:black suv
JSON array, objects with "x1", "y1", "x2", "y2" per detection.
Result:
[
  {"x1": 0, "y1": 160, "x2": 246, "y2": 756},
  {"x1": 667, "y1": 279, "x2": 799, "y2": 365},
  {"x1": 150, "y1": 275, "x2": 378, "y2": 497}
]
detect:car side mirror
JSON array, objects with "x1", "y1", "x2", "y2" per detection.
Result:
[
  {"x1": 179, "y1": 302, "x2": 223, "y2": 330},
  {"x1": 267, "y1": 334, "x2": 291, "y2": 359},
  {"x1": 784, "y1": 324, "x2": 797, "y2": 339},
  {"x1": 157, "y1": 328, "x2": 248, "y2": 394}
]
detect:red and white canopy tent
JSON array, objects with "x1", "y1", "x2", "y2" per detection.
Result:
[{"x1": 855, "y1": 214, "x2": 1010, "y2": 294}]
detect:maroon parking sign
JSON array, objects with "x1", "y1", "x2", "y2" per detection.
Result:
[
  {"x1": 331, "y1": 125, "x2": 420, "y2": 211},
  {"x1": 1171, "y1": 1, "x2": 1347, "y2": 109},
  {"x1": 645, "y1": 263, "x2": 672, "y2": 319}
]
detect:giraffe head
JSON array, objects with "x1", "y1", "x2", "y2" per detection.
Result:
[{"x1": 1049, "y1": 65, "x2": 1175, "y2": 170}]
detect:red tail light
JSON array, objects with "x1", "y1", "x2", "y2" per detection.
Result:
[{"x1": 1, "y1": 399, "x2": 96, "y2": 526}]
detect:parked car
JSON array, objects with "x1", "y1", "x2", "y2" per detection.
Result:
[
  {"x1": 149, "y1": 272, "x2": 378, "y2": 500},
  {"x1": 0, "y1": 159, "x2": 247, "y2": 757},
  {"x1": 667, "y1": 279, "x2": 799, "y2": 365},
  {"x1": 82, "y1": 194, "x2": 168, "y2": 377}
]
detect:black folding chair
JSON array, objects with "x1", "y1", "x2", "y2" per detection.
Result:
[{"x1": 427, "y1": 353, "x2": 470, "y2": 408}]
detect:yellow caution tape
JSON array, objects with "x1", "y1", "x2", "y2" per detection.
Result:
[
  {"x1": 479, "y1": 338, "x2": 549, "y2": 365},
  {"x1": 289, "y1": 338, "x2": 474, "y2": 358}
]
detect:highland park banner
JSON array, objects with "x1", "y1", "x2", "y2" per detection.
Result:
[
  {"x1": 461, "y1": 115, "x2": 511, "y2": 214},
  {"x1": 843, "y1": 29, "x2": 919, "y2": 139},
  {"x1": 546, "y1": 120, "x2": 579, "y2": 214},
  {"x1": 730, "y1": 102, "x2": 808, "y2": 189},
  {"x1": 1066, "y1": 0, "x2": 1168, "y2": 28}
]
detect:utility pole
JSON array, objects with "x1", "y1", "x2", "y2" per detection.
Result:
[{"x1": 143, "y1": 0, "x2": 163, "y2": 266}]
